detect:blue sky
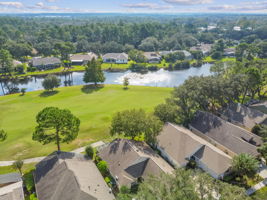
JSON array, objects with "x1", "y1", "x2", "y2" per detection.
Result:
[{"x1": 0, "y1": 0, "x2": 266, "y2": 13}]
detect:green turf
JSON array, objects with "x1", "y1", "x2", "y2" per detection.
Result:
[
  {"x1": 0, "y1": 163, "x2": 36, "y2": 175},
  {"x1": 0, "y1": 85, "x2": 171, "y2": 160},
  {"x1": 252, "y1": 186, "x2": 267, "y2": 200}
]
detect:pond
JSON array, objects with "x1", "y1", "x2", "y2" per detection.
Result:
[{"x1": 0, "y1": 63, "x2": 212, "y2": 96}]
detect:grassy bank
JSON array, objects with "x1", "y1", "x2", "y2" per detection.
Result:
[
  {"x1": 0, "y1": 163, "x2": 36, "y2": 175},
  {"x1": 0, "y1": 85, "x2": 171, "y2": 160}
]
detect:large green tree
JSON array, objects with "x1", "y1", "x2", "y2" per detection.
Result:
[
  {"x1": 164, "y1": 51, "x2": 185, "y2": 63},
  {"x1": 0, "y1": 49, "x2": 13, "y2": 74},
  {"x1": 42, "y1": 75, "x2": 61, "y2": 91},
  {"x1": 33, "y1": 107, "x2": 80, "y2": 151},
  {"x1": 55, "y1": 42, "x2": 75, "y2": 61},
  {"x1": 154, "y1": 103, "x2": 177, "y2": 123},
  {"x1": 83, "y1": 58, "x2": 105, "y2": 86},
  {"x1": 110, "y1": 109, "x2": 146, "y2": 139},
  {"x1": 134, "y1": 169, "x2": 250, "y2": 200},
  {"x1": 110, "y1": 109, "x2": 162, "y2": 144},
  {"x1": 128, "y1": 49, "x2": 146, "y2": 63}
]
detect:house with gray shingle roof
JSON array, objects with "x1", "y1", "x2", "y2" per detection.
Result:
[
  {"x1": 189, "y1": 111, "x2": 262, "y2": 157},
  {"x1": 30, "y1": 57, "x2": 61, "y2": 70},
  {"x1": 98, "y1": 139, "x2": 173, "y2": 188},
  {"x1": 223, "y1": 48, "x2": 236, "y2": 57},
  {"x1": 190, "y1": 43, "x2": 213, "y2": 55},
  {"x1": 70, "y1": 52, "x2": 98, "y2": 65},
  {"x1": 34, "y1": 152, "x2": 115, "y2": 200},
  {"x1": 143, "y1": 52, "x2": 161, "y2": 63},
  {"x1": 102, "y1": 53, "x2": 128, "y2": 64},
  {"x1": 0, "y1": 173, "x2": 24, "y2": 200},
  {"x1": 159, "y1": 50, "x2": 192, "y2": 60},
  {"x1": 157, "y1": 123, "x2": 232, "y2": 179},
  {"x1": 219, "y1": 103, "x2": 267, "y2": 130},
  {"x1": 250, "y1": 101, "x2": 267, "y2": 115}
]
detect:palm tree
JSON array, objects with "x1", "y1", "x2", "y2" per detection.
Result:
[{"x1": 12, "y1": 160, "x2": 24, "y2": 175}]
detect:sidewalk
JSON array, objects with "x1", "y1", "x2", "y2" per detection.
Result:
[
  {"x1": 0, "y1": 141, "x2": 105, "y2": 167},
  {"x1": 246, "y1": 179, "x2": 267, "y2": 196}
]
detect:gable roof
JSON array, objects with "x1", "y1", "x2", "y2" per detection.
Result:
[
  {"x1": 0, "y1": 173, "x2": 21, "y2": 186},
  {"x1": 157, "y1": 123, "x2": 231, "y2": 176},
  {"x1": 220, "y1": 103, "x2": 267, "y2": 129},
  {"x1": 70, "y1": 53, "x2": 97, "y2": 62},
  {"x1": 190, "y1": 111, "x2": 262, "y2": 156},
  {"x1": 31, "y1": 57, "x2": 61, "y2": 67},
  {"x1": 250, "y1": 101, "x2": 267, "y2": 114},
  {"x1": 179, "y1": 50, "x2": 192, "y2": 58},
  {"x1": 34, "y1": 152, "x2": 114, "y2": 200},
  {"x1": 190, "y1": 43, "x2": 212, "y2": 54},
  {"x1": 143, "y1": 52, "x2": 161, "y2": 60},
  {"x1": 98, "y1": 139, "x2": 173, "y2": 187},
  {"x1": 102, "y1": 53, "x2": 128, "y2": 60},
  {"x1": 0, "y1": 181, "x2": 24, "y2": 200}
]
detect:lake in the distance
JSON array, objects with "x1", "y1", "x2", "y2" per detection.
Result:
[{"x1": 0, "y1": 63, "x2": 212, "y2": 96}]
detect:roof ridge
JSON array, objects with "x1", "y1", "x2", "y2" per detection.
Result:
[{"x1": 50, "y1": 161, "x2": 73, "y2": 200}]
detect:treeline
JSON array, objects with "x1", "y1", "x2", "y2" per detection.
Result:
[
  {"x1": 155, "y1": 59, "x2": 267, "y2": 125},
  {"x1": 0, "y1": 15, "x2": 266, "y2": 59}
]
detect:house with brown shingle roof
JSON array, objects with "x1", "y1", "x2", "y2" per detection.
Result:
[
  {"x1": 157, "y1": 123, "x2": 232, "y2": 179},
  {"x1": 34, "y1": 152, "x2": 115, "y2": 200},
  {"x1": 189, "y1": 111, "x2": 262, "y2": 157},
  {"x1": 219, "y1": 103, "x2": 267, "y2": 130},
  {"x1": 98, "y1": 139, "x2": 174, "y2": 188}
]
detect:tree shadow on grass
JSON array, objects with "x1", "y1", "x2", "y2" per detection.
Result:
[
  {"x1": 39, "y1": 90, "x2": 59, "y2": 97},
  {"x1": 81, "y1": 84, "x2": 104, "y2": 94}
]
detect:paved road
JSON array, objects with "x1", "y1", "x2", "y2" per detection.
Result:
[{"x1": 0, "y1": 141, "x2": 105, "y2": 167}]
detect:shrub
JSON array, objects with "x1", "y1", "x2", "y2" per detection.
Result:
[
  {"x1": 120, "y1": 185, "x2": 131, "y2": 194},
  {"x1": 252, "y1": 124, "x2": 262, "y2": 136},
  {"x1": 85, "y1": 146, "x2": 94, "y2": 159},
  {"x1": 23, "y1": 171, "x2": 35, "y2": 193},
  {"x1": 97, "y1": 160, "x2": 109, "y2": 176},
  {"x1": 105, "y1": 176, "x2": 111, "y2": 185},
  {"x1": 21, "y1": 88, "x2": 26, "y2": 95},
  {"x1": 29, "y1": 194, "x2": 38, "y2": 200},
  {"x1": 15, "y1": 64, "x2": 25, "y2": 74},
  {"x1": 129, "y1": 63, "x2": 148, "y2": 72},
  {"x1": 232, "y1": 153, "x2": 259, "y2": 177},
  {"x1": 27, "y1": 67, "x2": 36, "y2": 72}
]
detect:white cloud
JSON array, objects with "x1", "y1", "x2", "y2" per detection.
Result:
[
  {"x1": 0, "y1": 2, "x2": 24, "y2": 8},
  {"x1": 208, "y1": 1, "x2": 267, "y2": 12},
  {"x1": 122, "y1": 3, "x2": 173, "y2": 10},
  {"x1": 162, "y1": 0, "x2": 213, "y2": 5}
]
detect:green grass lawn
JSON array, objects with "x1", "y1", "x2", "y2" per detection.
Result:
[
  {"x1": 0, "y1": 163, "x2": 36, "y2": 175},
  {"x1": 0, "y1": 85, "x2": 171, "y2": 161},
  {"x1": 252, "y1": 186, "x2": 267, "y2": 200}
]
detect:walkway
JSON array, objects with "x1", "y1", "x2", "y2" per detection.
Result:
[
  {"x1": 0, "y1": 141, "x2": 105, "y2": 167},
  {"x1": 246, "y1": 178, "x2": 267, "y2": 196},
  {"x1": 246, "y1": 165, "x2": 267, "y2": 195}
]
